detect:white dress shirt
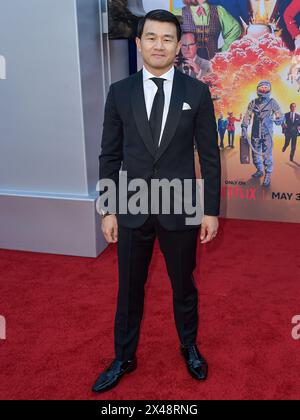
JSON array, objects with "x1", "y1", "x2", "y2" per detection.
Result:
[
  {"x1": 143, "y1": 65, "x2": 175, "y2": 147},
  {"x1": 291, "y1": 112, "x2": 295, "y2": 123}
]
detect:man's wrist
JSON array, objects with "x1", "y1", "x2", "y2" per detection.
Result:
[{"x1": 100, "y1": 209, "x2": 115, "y2": 219}]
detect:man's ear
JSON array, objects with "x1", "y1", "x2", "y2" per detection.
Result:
[
  {"x1": 136, "y1": 37, "x2": 141, "y2": 53},
  {"x1": 176, "y1": 41, "x2": 182, "y2": 56}
]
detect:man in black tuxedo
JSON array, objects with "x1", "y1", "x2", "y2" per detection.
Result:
[
  {"x1": 282, "y1": 103, "x2": 300, "y2": 162},
  {"x1": 93, "y1": 9, "x2": 221, "y2": 393}
]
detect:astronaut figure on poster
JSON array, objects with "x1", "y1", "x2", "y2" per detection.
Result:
[{"x1": 241, "y1": 81, "x2": 284, "y2": 187}]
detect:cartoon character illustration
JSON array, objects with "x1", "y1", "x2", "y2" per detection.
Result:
[
  {"x1": 241, "y1": 0, "x2": 281, "y2": 39},
  {"x1": 218, "y1": 112, "x2": 228, "y2": 149},
  {"x1": 272, "y1": 0, "x2": 300, "y2": 51},
  {"x1": 209, "y1": 0, "x2": 250, "y2": 24},
  {"x1": 176, "y1": 32, "x2": 212, "y2": 78},
  {"x1": 241, "y1": 81, "x2": 284, "y2": 187},
  {"x1": 175, "y1": 0, "x2": 242, "y2": 60},
  {"x1": 227, "y1": 112, "x2": 243, "y2": 148},
  {"x1": 287, "y1": 54, "x2": 300, "y2": 92},
  {"x1": 283, "y1": 0, "x2": 300, "y2": 52}
]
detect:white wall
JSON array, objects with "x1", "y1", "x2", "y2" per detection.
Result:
[
  {"x1": 142, "y1": 0, "x2": 170, "y2": 12},
  {"x1": 0, "y1": 0, "x2": 108, "y2": 257}
]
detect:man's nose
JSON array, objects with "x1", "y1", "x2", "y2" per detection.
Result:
[{"x1": 154, "y1": 39, "x2": 164, "y2": 49}]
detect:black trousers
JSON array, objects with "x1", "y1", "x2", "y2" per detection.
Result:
[
  {"x1": 114, "y1": 214, "x2": 200, "y2": 361},
  {"x1": 284, "y1": 133, "x2": 298, "y2": 160},
  {"x1": 228, "y1": 131, "x2": 235, "y2": 147},
  {"x1": 219, "y1": 130, "x2": 226, "y2": 148}
]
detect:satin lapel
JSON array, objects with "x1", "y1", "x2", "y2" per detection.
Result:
[
  {"x1": 154, "y1": 69, "x2": 185, "y2": 163},
  {"x1": 131, "y1": 70, "x2": 156, "y2": 158}
]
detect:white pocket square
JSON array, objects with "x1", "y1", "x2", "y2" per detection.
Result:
[{"x1": 182, "y1": 102, "x2": 192, "y2": 111}]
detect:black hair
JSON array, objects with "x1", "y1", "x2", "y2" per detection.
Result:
[{"x1": 137, "y1": 9, "x2": 182, "y2": 42}]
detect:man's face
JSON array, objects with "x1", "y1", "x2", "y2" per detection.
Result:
[
  {"x1": 136, "y1": 20, "x2": 181, "y2": 72},
  {"x1": 290, "y1": 104, "x2": 297, "y2": 112},
  {"x1": 181, "y1": 34, "x2": 197, "y2": 59}
]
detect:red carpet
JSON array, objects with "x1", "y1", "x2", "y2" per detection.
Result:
[{"x1": 0, "y1": 218, "x2": 300, "y2": 400}]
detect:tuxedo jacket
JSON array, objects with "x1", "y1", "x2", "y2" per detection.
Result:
[
  {"x1": 98, "y1": 67, "x2": 221, "y2": 230},
  {"x1": 284, "y1": 112, "x2": 300, "y2": 135}
]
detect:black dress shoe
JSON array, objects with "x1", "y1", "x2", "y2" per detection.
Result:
[
  {"x1": 181, "y1": 345, "x2": 208, "y2": 381},
  {"x1": 92, "y1": 357, "x2": 137, "y2": 393}
]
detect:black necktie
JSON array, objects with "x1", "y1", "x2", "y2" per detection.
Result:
[{"x1": 149, "y1": 78, "x2": 166, "y2": 150}]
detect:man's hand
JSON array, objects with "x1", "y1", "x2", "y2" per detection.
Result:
[
  {"x1": 200, "y1": 215, "x2": 219, "y2": 244},
  {"x1": 101, "y1": 215, "x2": 118, "y2": 243},
  {"x1": 185, "y1": 58, "x2": 201, "y2": 75}
]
